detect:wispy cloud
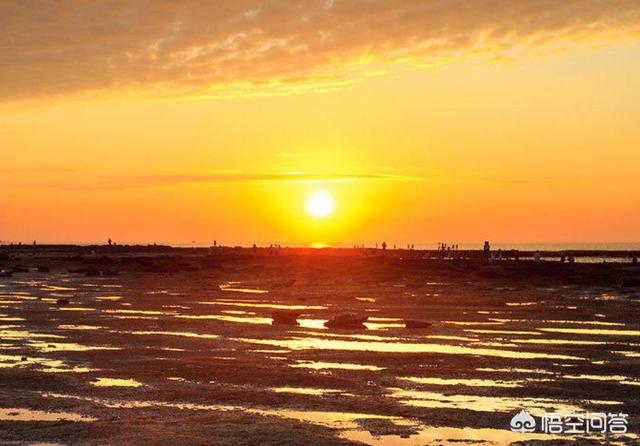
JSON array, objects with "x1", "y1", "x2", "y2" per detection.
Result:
[
  {"x1": 1, "y1": 1, "x2": 639, "y2": 101},
  {"x1": 11, "y1": 170, "x2": 421, "y2": 190}
]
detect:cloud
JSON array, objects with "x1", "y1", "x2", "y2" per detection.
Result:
[
  {"x1": 9, "y1": 170, "x2": 420, "y2": 190},
  {"x1": 1, "y1": 1, "x2": 639, "y2": 100}
]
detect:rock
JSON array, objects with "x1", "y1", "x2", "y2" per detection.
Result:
[
  {"x1": 37, "y1": 265, "x2": 50, "y2": 273},
  {"x1": 56, "y1": 298, "x2": 70, "y2": 305},
  {"x1": 325, "y1": 313, "x2": 368, "y2": 329},
  {"x1": 0, "y1": 271, "x2": 12, "y2": 277},
  {"x1": 404, "y1": 319, "x2": 432, "y2": 329},
  {"x1": 272, "y1": 310, "x2": 302, "y2": 325},
  {"x1": 11, "y1": 266, "x2": 28, "y2": 273}
]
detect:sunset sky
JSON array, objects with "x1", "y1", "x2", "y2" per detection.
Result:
[{"x1": 1, "y1": 1, "x2": 639, "y2": 246}]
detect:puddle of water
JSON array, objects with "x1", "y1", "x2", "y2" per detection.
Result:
[
  {"x1": 391, "y1": 388, "x2": 619, "y2": 415},
  {"x1": 613, "y1": 350, "x2": 640, "y2": 358},
  {"x1": 272, "y1": 387, "x2": 342, "y2": 395},
  {"x1": 341, "y1": 425, "x2": 558, "y2": 446},
  {"x1": 0, "y1": 407, "x2": 96, "y2": 422},
  {"x1": 250, "y1": 349, "x2": 290, "y2": 354},
  {"x1": 400, "y1": 377, "x2": 521, "y2": 387},
  {"x1": 95, "y1": 296, "x2": 122, "y2": 301},
  {"x1": 476, "y1": 367, "x2": 554, "y2": 375},
  {"x1": 297, "y1": 319, "x2": 329, "y2": 330},
  {"x1": 41, "y1": 285, "x2": 77, "y2": 291},
  {"x1": 563, "y1": 374, "x2": 640, "y2": 386},
  {"x1": 0, "y1": 329, "x2": 66, "y2": 340},
  {"x1": 28, "y1": 341, "x2": 119, "y2": 352},
  {"x1": 290, "y1": 361, "x2": 385, "y2": 371},
  {"x1": 199, "y1": 301, "x2": 327, "y2": 310},
  {"x1": 425, "y1": 335, "x2": 477, "y2": 342},
  {"x1": 365, "y1": 322, "x2": 405, "y2": 330},
  {"x1": 535, "y1": 320, "x2": 625, "y2": 327},
  {"x1": 540, "y1": 328, "x2": 640, "y2": 336},
  {"x1": 220, "y1": 310, "x2": 253, "y2": 315},
  {"x1": 235, "y1": 337, "x2": 582, "y2": 360},
  {"x1": 112, "y1": 330, "x2": 219, "y2": 340},
  {"x1": 355, "y1": 297, "x2": 376, "y2": 302},
  {"x1": 511, "y1": 338, "x2": 608, "y2": 345},
  {"x1": 92, "y1": 378, "x2": 142, "y2": 387},
  {"x1": 465, "y1": 330, "x2": 542, "y2": 335},
  {"x1": 109, "y1": 315, "x2": 160, "y2": 320},
  {"x1": 219, "y1": 283, "x2": 269, "y2": 294},
  {"x1": 443, "y1": 321, "x2": 505, "y2": 326},
  {"x1": 104, "y1": 309, "x2": 168, "y2": 315},
  {"x1": 0, "y1": 354, "x2": 95, "y2": 373},
  {"x1": 57, "y1": 307, "x2": 96, "y2": 312},
  {"x1": 177, "y1": 315, "x2": 272, "y2": 325},
  {"x1": 58, "y1": 324, "x2": 102, "y2": 330},
  {"x1": 506, "y1": 302, "x2": 537, "y2": 306}
]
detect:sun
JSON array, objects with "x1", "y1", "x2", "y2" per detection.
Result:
[{"x1": 306, "y1": 190, "x2": 334, "y2": 218}]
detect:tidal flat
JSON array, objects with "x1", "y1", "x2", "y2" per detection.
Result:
[{"x1": 0, "y1": 246, "x2": 639, "y2": 445}]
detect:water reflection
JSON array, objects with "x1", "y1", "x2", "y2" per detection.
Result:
[
  {"x1": 290, "y1": 361, "x2": 384, "y2": 371},
  {"x1": 199, "y1": 301, "x2": 327, "y2": 310},
  {"x1": 236, "y1": 337, "x2": 581, "y2": 360},
  {"x1": 0, "y1": 407, "x2": 96, "y2": 422},
  {"x1": 92, "y1": 377, "x2": 142, "y2": 387},
  {"x1": 391, "y1": 388, "x2": 619, "y2": 415},
  {"x1": 401, "y1": 377, "x2": 521, "y2": 387},
  {"x1": 541, "y1": 328, "x2": 640, "y2": 336},
  {"x1": 219, "y1": 283, "x2": 269, "y2": 294}
]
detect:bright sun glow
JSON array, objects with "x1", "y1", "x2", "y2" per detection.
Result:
[{"x1": 306, "y1": 190, "x2": 334, "y2": 218}]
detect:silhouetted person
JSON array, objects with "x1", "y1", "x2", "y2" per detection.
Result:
[
  {"x1": 632, "y1": 256, "x2": 638, "y2": 264},
  {"x1": 382, "y1": 241, "x2": 387, "y2": 251},
  {"x1": 560, "y1": 254, "x2": 566, "y2": 263},
  {"x1": 108, "y1": 238, "x2": 112, "y2": 247},
  {"x1": 483, "y1": 241, "x2": 491, "y2": 259},
  {"x1": 534, "y1": 250, "x2": 541, "y2": 262}
]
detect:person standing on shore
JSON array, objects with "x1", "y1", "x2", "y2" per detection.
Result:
[{"x1": 483, "y1": 241, "x2": 491, "y2": 259}]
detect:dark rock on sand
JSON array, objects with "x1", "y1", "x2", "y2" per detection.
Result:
[
  {"x1": 11, "y1": 266, "x2": 28, "y2": 273},
  {"x1": 37, "y1": 265, "x2": 50, "y2": 273},
  {"x1": 404, "y1": 319, "x2": 433, "y2": 329},
  {"x1": 325, "y1": 313, "x2": 368, "y2": 329},
  {"x1": 84, "y1": 268, "x2": 101, "y2": 277},
  {"x1": 0, "y1": 271, "x2": 12, "y2": 277},
  {"x1": 56, "y1": 298, "x2": 70, "y2": 305},
  {"x1": 272, "y1": 310, "x2": 302, "y2": 326}
]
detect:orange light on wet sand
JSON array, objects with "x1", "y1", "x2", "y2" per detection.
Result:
[{"x1": 306, "y1": 190, "x2": 334, "y2": 218}]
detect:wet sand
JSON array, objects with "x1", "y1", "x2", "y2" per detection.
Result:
[{"x1": 0, "y1": 246, "x2": 639, "y2": 445}]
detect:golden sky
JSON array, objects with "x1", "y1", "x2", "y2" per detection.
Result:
[{"x1": 1, "y1": 1, "x2": 639, "y2": 245}]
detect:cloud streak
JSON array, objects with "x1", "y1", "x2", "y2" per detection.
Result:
[
  {"x1": 1, "y1": 1, "x2": 639, "y2": 100},
  {"x1": 8, "y1": 170, "x2": 420, "y2": 190}
]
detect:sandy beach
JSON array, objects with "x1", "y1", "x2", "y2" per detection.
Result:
[{"x1": 0, "y1": 246, "x2": 638, "y2": 445}]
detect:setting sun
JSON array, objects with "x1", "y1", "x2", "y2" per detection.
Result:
[{"x1": 306, "y1": 190, "x2": 334, "y2": 219}]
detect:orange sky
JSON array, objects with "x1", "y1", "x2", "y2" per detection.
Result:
[{"x1": 1, "y1": 1, "x2": 640, "y2": 246}]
